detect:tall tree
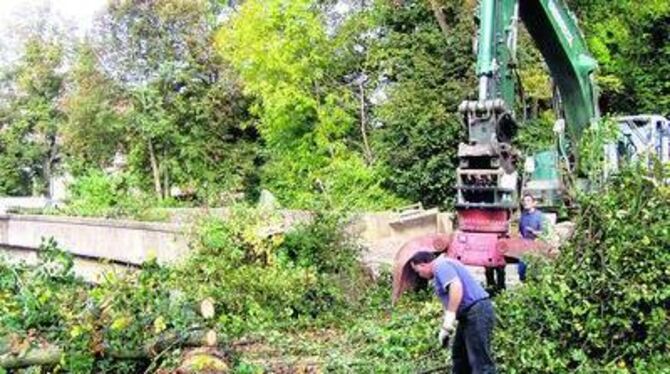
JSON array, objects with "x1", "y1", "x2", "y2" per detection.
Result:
[
  {"x1": 348, "y1": 0, "x2": 474, "y2": 208},
  {"x1": 218, "y1": 0, "x2": 402, "y2": 209},
  {"x1": 89, "y1": 0, "x2": 258, "y2": 203},
  {"x1": 62, "y1": 42, "x2": 125, "y2": 171},
  {"x1": 0, "y1": 37, "x2": 65, "y2": 196},
  {"x1": 569, "y1": 0, "x2": 670, "y2": 114}
]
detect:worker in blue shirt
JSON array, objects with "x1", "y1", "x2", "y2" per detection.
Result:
[
  {"x1": 410, "y1": 252, "x2": 496, "y2": 374},
  {"x1": 518, "y1": 193, "x2": 543, "y2": 281}
]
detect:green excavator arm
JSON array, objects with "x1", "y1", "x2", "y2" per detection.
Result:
[
  {"x1": 519, "y1": 0, "x2": 599, "y2": 141},
  {"x1": 393, "y1": 0, "x2": 670, "y2": 297},
  {"x1": 472, "y1": 0, "x2": 598, "y2": 136},
  {"x1": 456, "y1": 0, "x2": 599, "y2": 211}
]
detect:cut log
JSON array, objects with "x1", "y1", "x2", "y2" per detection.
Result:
[
  {"x1": 0, "y1": 345, "x2": 61, "y2": 368},
  {"x1": 0, "y1": 330, "x2": 223, "y2": 369}
]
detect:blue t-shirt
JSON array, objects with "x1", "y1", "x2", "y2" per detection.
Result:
[
  {"x1": 519, "y1": 210, "x2": 543, "y2": 240},
  {"x1": 433, "y1": 256, "x2": 489, "y2": 317}
]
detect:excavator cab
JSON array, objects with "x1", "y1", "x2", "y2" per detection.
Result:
[
  {"x1": 522, "y1": 115, "x2": 670, "y2": 211},
  {"x1": 611, "y1": 115, "x2": 670, "y2": 166}
]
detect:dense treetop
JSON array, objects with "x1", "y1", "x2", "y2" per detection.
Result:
[{"x1": 0, "y1": 0, "x2": 666, "y2": 210}]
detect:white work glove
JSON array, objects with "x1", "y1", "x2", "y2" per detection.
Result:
[{"x1": 438, "y1": 311, "x2": 457, "y2": 347}]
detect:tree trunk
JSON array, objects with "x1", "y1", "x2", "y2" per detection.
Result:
[
  {"x1": 42, "y1": 133, "x2": 58, "y2": 198},
  {"x1": 429, "y1": 0, "x2": 451, "y2": 39},
  {"x1": 0, "y1": 330, "x2": 220, "y2": 369},
  {"x1": 162, "y1": 150, "x2": 169, "y2": 200},
  {"x1": 358, "y1": 82, "x2": 373, "y2": 165},
  {"x1": 43, "y1": 158, "x2": 52, "y2": 198},
  {"x1": 148, "y1": 140, "x2": 163, "y2": 199},
  {"x1": 0, "y1": 345, "x2": 61, "y2": 368}
]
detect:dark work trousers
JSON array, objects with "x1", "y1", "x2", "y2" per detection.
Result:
[
  {"x1": 484, "y1": 266, "x2": 506, "y2": 293},
  {"x1": 451, "y1": 299, "x2": 496, "y2": 374}
]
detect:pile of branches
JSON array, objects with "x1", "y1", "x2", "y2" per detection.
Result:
[
  {"x1": 0, "y1": 239, "x2": 230, "y2": 372},
  {"x1": 0, "y1": 208, "x2": 373, "y2": 372},
  {"x1": 494, "y1": 163, "x2": 670, "y2": 372}
]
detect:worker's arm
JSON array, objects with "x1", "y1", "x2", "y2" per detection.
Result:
[
  {"x1": 529, "y1": 214, "x2": 544, "y2": 237},
  {"x1": 445, "y1": 277, "x2": 463, "y2": 314},
  {"x1": 438, "y1": 276, "x2": 462, "y2": 347}
]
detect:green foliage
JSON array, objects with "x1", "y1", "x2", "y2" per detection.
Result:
[
  {"x1": 181, "y1": 206, "x2": 371, "y2": 334},
  {"x1": 58, "y1": 170, "x2": 170, "y2": 221},
  {"x1": 570, "y1": 0, "x2": 670, "y2": 114},
  {"x1": 514, "y1": 110, "x2": 556, "y2": 154},
  {"x1": 0, "y1": 206, "x2": 453, "y2": 372},
  {"x1": 0, "y1": 36, "x2": 65, "y2": 196},
  {"x1": 0, "y1": 239, "x2": 96, "y2": 372},
  {"x1": 322, "y1": 279, "x2": 448, "y2": 373},
  {"x1": 0, "y1": 239, "x2": 77, "y2": 334},
  {"x1": 279, "y1": 212, "x2": 360, "y2": 273},
  {"x1": 8, "y1": 170, "x2": 670, "y2": 371},
  {"x1": 494, "y1": 163, "x2": 670, "y2": 372},
  {"x1": 61, "y1": 43, "x2": 123, "y2": 170},
  {"x1": 65, "y1": 170, "x2": 118, "y2": 216},
  {"x1": 79, "y1": 0, "x2": 259, "y2": 204},
  {"x1": 513, "y1": 24, "x2": 558, "y2": 160},
  {"x1": 578, "y1": 117, "x2": 619, "y2": 183},
  {"x1": 217, "y1": 0, "x2": 402, "y2": 210},
  {"x1": 362, "y1": 0, "x2": 473, "y2": 209},
  {"x1": 92, "y1": 260, "x2": 200, "y2": 358},
  {"x1": 228, "y1": 272, "x2": 449, "y2": 373},
  {"x1": 1, "y1": 2, "x2": 670, "y2": 370}
]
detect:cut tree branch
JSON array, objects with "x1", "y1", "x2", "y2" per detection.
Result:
[
  {"x1": 358, "y1": 81, "x2": 373, "y2": 165},
  {"x1": 0, "y1": 330, "x2": 220, "y2": 369},
  {"x1": 429, "y1": 0, "x2": 451, "y2": 39}
]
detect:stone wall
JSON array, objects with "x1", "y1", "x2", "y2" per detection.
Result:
[
  {"x1": 0, "y1": 197, "x2": 50, "y2": 214},
  {"x1": 0, "y1": 214, "x2": 188, "y2": 265},
  {"x1": 0, "y1": 209, "x2": 454, "y2": 272}
]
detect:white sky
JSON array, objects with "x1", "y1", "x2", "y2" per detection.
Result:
[
  {"x1": 0, "y1": 0, "x2": 106, "y2": 31},
  {"x1": 0, "y1": 0, "x2": 107, "y2": 64}
]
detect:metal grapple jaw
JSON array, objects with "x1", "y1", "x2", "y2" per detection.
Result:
[{"x1": 455, "y1": 98, "x2": 520, "y2": 210}]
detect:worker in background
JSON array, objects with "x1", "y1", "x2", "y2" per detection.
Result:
[
  {"x1": 518, "y1": 193, "x2": 543, "y2": 281},
  {"x1": 410, "y1": 251, "x2": 496, "y2": 374}
]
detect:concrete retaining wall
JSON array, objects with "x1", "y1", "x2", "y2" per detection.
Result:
[
  {"x1": 0, "y1": 214, "x2": 188, "y2": 265},
  {"x1": 353, "y1": 211, "x2": 453, "y2": 270},
  {"x1": 354, "y1": 211, "x2": 452, "y2": 241},
  {"x1": 0, "y1": 197, "x2": 51, "y2": 213},
  {"x1": 0, "y1": 209, "x2": 454, "y2": 270},
  {"x1": 1, "y1": 245, "x2": 137, "y2": 283}
]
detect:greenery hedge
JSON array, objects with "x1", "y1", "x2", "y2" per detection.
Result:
[
  {"x1": 2, "y1": 164, "x2": 669, "y2": 372},
  {"x1": 495, "y1": 163, "x2": 670, "y2": 372}
]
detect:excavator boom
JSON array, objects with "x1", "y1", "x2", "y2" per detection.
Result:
[
  {"x1": 393, "y1": 0, "x2": 669, "y2": 300},
  {"x1": 450, "y1": 0, "x2": 666, "y2": 277}
]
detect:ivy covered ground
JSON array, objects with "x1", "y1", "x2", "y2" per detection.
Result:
[
  {"x1": 0, "y1": 209, "x2": 448, "y2": 373},
  {"x1": 1, "y1": 166, "x2": 669, "y2": 373}
]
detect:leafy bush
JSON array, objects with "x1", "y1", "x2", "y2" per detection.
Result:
[
  {"x1": 66, "y1": 170, "x2": 118, "y2": 216},
  {"x1": 0, "y1": 239, "x2": 96, "y2": 371},
  {"x1": 59, "y1": 170, "x2": 170, "y2": 221},
  {"x1": 278, "y1": 212, "x2": 360, "y2": 273},
  {"x1": 1, "y1": 206, "x2": 378, "y2": 368},
  {"x1": 494, "y1": 163, "x2": 670, "y2": 372},
  {"x1": 180, "y1": 206, "x2": 372, "y2": 334},
  {"x1": 578, "y1": 117, "x2": 619, "y2": 184}
]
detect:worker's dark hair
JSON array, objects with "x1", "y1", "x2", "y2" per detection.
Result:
[
  {"x1": 409, "y1": 251, "x2": 438, "y2": 265},
  {"x1": 522, "y1": 192, "x2": 535, "y2": 201}
]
